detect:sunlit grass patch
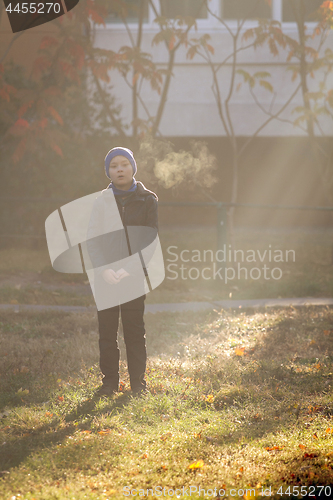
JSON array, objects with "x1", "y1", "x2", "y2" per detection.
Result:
[{"x1": 0, "y1": 306, "x2": 332, "y2": 499}]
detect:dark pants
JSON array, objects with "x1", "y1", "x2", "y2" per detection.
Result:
[{"x1": 97, "y1": 295, "x2": 147, "y2": 391}]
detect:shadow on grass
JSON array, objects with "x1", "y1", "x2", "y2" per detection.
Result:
[
  {"x1": 0, "y1": 306, "x2": 332, "y2": 476},
  {"x1": 0, "y1": 388, "x2": 140, "y2": 472}
]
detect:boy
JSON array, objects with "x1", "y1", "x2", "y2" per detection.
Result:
[{"x1": 90, "y1": 147, "x2": 158, "y2": 396}]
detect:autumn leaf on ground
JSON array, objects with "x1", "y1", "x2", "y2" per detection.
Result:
[
  {"x1": 188, "y1": 460, "x2": 204, "y2": 470},
  {"x1": 98, "y1": 429, "x2": 111, "y2": 435},
  {"x1": 16, "y1": 388, "x2": 29, "y2": 396},
  {"x1": 299, "y1": 444, "x2": 306, "y2": 449},
  {"x1": 160, "y1": 432, "x2": 172, "y2": 441},
  {"x1": 303, "y1": 452, "x2": 318, "y2": 459},
  {"x1": 235, "y1": 347, "x2": 245, "y2": 356},
  {"x1": 265, "y1": 446, "x2": 284, "y2": 451},
  {"x1": 244, "y1": 490, "x2": 260, "y2": 500}
]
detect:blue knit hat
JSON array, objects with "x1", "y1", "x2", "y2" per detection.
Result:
[{"x1": 104, "y1": 147, "x2": 137, "y2": 179}]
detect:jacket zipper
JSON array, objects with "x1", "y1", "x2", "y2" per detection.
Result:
[
  {"x1": 121, "y1": 204, "x2": 133, "y2": 256},
  {"x1": 121, "y1": 205, "x2": 125, "y2": 259}
]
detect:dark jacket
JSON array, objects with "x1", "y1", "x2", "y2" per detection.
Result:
[
  {"x1": 113, "y1": 181, "x2": 158, "y2": 231},
  {"x1": 85, "y1": 181, "x2": 158, "y2": 274}
]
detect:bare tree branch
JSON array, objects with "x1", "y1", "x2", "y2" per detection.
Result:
[{"x1": 238, "y1": 83, "x2": 302, "y2": 158}]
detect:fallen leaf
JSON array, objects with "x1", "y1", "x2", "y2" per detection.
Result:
[
  {"x1": 160, "y1": 432, "x2": 172, "y2": 441},
  {"x1": 303, "y1": 452, "x2": 318, "y2": 459},
  {"x1": 16, "y1": 388, "x2": 29, "y2": 396},
  {"x1": 188, "y1": 460, "x2": 204, "y2": 470},
  {"x1": 235, "y1": 347, "x2": 245, "y2": 356},
  {"x1": 299, "y1": 444, "x2": 306, "y2": 449}
]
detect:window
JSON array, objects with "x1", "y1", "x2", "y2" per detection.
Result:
[
  {"x1": 160, "y1": 0, "x2": 208, "y2": 19},
  {"x1": 106, "y1": 0, "x2": 149, "y2": 23},
  {"x1": 282, "y1": 0, "x2": 323, "y2": 23},
  {"x1": 221, "y1": 0, "x2": 272, "y2": 20}
]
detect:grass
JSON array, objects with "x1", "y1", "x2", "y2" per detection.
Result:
[
  {"x1": 0, "y1": 227, "x2": 332, "y2": 306},
  {"x1": 0, "y1": 305, "x2": 332, "y2": 499},
  {"x1": 0, "y1": 285, "x2": 94, "y2": 307}
]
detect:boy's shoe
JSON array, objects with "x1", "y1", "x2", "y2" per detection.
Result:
[
  {"x1": 95, "y1": 384, "x2": 118, "y2": 397},
  {"x1": 132, "y1": 386, "x2": 148, "y2": 397}
]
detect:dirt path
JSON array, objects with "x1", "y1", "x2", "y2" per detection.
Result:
[{"x1": 1, "y1": 297, "x2": 332, "y2": 314}]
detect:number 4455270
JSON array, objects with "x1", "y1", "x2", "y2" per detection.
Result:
[
  {"x1": 277, "y1": 486, "x2": 331, "y2": 496},
  {"x1": 6, "y1": 3, "x2": 61, "y2": 14}
]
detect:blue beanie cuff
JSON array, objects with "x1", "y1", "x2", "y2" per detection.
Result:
[{"x1": 104, "y1": 147, "x2": 137, "y2": 178}]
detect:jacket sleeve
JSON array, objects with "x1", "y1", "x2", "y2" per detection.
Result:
[
  {"x1": 145, "y1": 195, "x2": 158, "y2": 231},
  {"x1": 140, "y1": 195, "x2": 159, "y2": 277},
  {"x1": 85, "y1": 195, "x2": 106, "y2": 273}
]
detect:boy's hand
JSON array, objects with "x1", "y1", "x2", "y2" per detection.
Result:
[
  {"x1": 102, "y1": 269, "x2": 121, "y2": 284},
  {"x1": 116, "y1": 268, "x2": 130, "y2": 279},
  {"x1": 102, "y1": 268, "x2": 130, "y2": 284}
]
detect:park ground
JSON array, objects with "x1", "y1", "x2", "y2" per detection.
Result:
[
  {"x1": 0, "y1": 305, "x2": 332, "y2": 499},
  {"x1": 0, "y1": 228, "x2": 332, "y2": 499}
]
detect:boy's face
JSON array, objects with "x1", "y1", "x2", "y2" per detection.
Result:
[{"x1": 108, "y1": 155, "x2": 133, "y2": 190}]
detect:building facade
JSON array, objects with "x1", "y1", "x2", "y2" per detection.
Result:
[{"x1": 94, "y1": 0, "x2": 333, "y2": 138}]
